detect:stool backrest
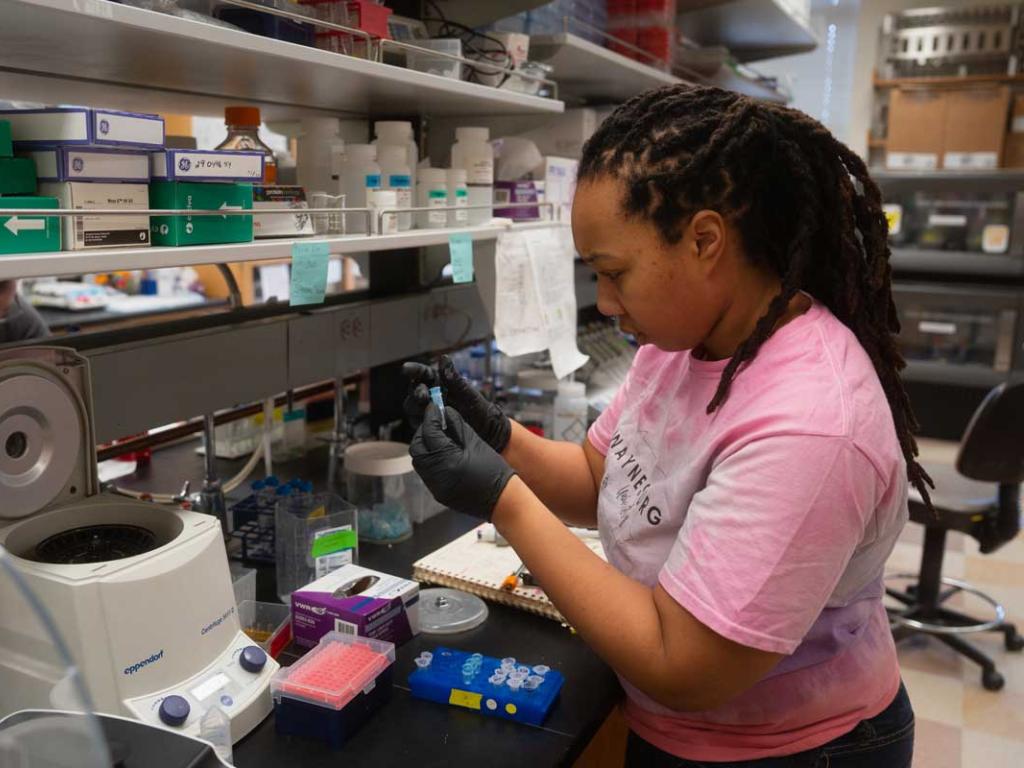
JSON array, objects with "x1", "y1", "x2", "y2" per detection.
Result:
[{"x1": 956, "y1": 382, "x2": 1024, "y2": 484}]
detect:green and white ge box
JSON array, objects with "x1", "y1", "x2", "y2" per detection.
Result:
[
  {"x1": 150, "y1": 181, "x2": 253, "y2": 246},
  {"x1": 0, "y1": 196, "x2": 61, "y2": 255}
]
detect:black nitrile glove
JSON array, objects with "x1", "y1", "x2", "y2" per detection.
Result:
[
  {"x1": 402, "y1": 355, "x2": 512, "y2": 453},
  {"x1": 409, "y1": 403, "x2": 516, "y2": 521}
]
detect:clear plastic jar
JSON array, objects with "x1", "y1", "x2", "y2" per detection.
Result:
[{"x1": 345, "y1": 441, "x2": 435, "y2": 542}]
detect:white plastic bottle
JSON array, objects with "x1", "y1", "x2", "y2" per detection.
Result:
[
  {"x1": 553, "y1": 380, "x2": 588, "y2": 444},
  {"x1": 199, "y1": 705, "x2": 233, "y2": 764},
  {"x1": 369, "y1": 189, "x2": 399, "y2": 234},
  {"x1": 417, "y1": 168, "x2": 449, "y2": 229},
  {"x1": 446, "y1": 168, "x2": 469, "y2": 227},
  {"x1": 338, "y1": 144, "x2": 381, "y2": 234},
  {"x1": 373, "y1": 120, "x2": 418, "y2": 191},
  {"x1": 378, "y1": 145, "x2": 412, "y2": 231},
  {"x1": 451, "y1": 127, "x2": 493, "y2": 225}
]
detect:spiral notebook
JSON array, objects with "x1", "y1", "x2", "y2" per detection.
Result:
[{"x1": 411, "y1": 524, "x2": 606, "y2": 624}]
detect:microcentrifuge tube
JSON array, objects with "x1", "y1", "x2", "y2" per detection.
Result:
[
  {"x1": 523, "y1": 678, "x2": 541, "y2": 691},
  {"x1": 488, "y1": 673, "x2": 505, "y2": 685},
  {"x1": 429, "y1": 386, "x2": 446, "y2": 430},
  {"x1": 415, "y1": 657, "x2": 431, "y2": 669},
  {"x1": 507, "y1": 678, "x2": 524, "y2": 691},
  {"x1": 516, "y1": 666, "x2": 530, "y2": 675},
  {"x1": 532, "y1": 665, "x2": 549, "y2": 676},
  {"x1": 501, "y1": 657, "x2": 515, "y2": 667},
  {"x1": 527, "y1": 675, "x2": 545, "y2": 687},
  {"x1": 421, "y1": 652, "x2": 433, "y2": 662}
]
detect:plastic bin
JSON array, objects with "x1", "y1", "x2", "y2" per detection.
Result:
[
  {"x1": 230, "y1": 562, "x2": 257, "y2": 608},
  {"x1": 272, "y1": 631, "x2": 395, "y2": 749},
  {"x1": 275, "y1": 492, "x2": 358, "y2": 602},
  {"x1": 239, "y1": 600, "x2": 293, "y2": 659},
  {"x1": 407, "y1": 38, "x2": 462, "y2": 80},
  {"x1": 345, "y1": 442, "x2": 436, "y2": 541}
]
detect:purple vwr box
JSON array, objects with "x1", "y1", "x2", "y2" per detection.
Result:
[
  {"x1": 291, "y1": 564, "x2": 420, "y2": 649},
  {"x1": 494, "y1": 180, "x2": 541, "y2": 220}
]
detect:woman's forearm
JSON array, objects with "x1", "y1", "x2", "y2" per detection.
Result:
[{"x1": 501, "y1": 421, "x2": 599, "y2": 526}]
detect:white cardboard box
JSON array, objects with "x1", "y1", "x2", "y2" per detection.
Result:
[{"x1": 38, "y1": 182, "x2": 150, "y2": 251}]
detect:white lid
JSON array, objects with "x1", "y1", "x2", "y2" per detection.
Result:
[
  {"x1": 446, "y1": 168, "x2": 467, "y2": 184},
  {"x1": 374, "y1": 121, "x2": 413, "y2": 140},
  {"x1": 378, "y1": 145, "x2": 408, "y2": 167},
  {"x1": 418, "y1": 167, "x2": 447, "y2": 185},
  {"x1": 455, "y1": 127, "x2": 489, "y2": 143},
  {"x1": 369, "y1": 189, "x2": 398, "y2": 206},
  {"x1": 345, "y1": 143, "x2": 377, "y2": 162},
  {"x1": 557, "y1": 380, "x2": 586, "y2": 398},
  {"x1": 344, "y1": 441, "x2": 413, "y2": 476}
]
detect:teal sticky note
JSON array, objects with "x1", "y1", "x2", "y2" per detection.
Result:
[
  {"x1": 290, "y1": 241, "x2": 330, "y2": 306},
  {"x1": 449, "y1": 232, "x2": 474, "y2": 284}
]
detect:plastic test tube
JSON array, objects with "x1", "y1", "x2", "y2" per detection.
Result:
[{"x1": 429, "y1": 386, "x2": 446, "y2": 430}]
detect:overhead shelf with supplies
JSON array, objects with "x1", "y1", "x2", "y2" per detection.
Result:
[
  {"x1": 676, "y1": 0, "x2": 817, "y2": 64},
  {"x1": 0, "y1": 0, "x2": 564, "y2": 119},
  {"x1": 0, "y1": 213, "x2": 567, "y2": 281},
  {"x1": 528, "y1": 32, "x2": 684, "y2": 103}
]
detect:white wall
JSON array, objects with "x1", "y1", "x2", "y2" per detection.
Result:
[{"x1": 757, "y1": 0, "x2": 861, "y2": 148}]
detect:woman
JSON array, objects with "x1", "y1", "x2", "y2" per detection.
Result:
[{"x1": 406, "y1": 85, "x2": 922, "y2": 767}]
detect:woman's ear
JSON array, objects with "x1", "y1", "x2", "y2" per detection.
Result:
[{"x1": 687, "y1": 210, "x2": 726, "y2": 268}]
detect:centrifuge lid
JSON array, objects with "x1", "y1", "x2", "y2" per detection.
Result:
[
  {"x1": 343, "y1": 441, "x2": 413, "y2": 477},
  {"x1": 0, "y1": 347, "x2": 97, "y2": 521}
]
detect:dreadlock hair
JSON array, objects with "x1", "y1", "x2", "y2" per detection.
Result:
[{"x1": 578, "y1": 84, "x2": 934, "y2": 510}]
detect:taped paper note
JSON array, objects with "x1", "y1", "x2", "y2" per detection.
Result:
[{"x1": 494, "y1": 226, "x2": 589, "y2": 378}]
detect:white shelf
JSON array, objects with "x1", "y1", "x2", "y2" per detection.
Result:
[
  {"x1": 0, "y1": 221, "x2": 567, "y2": 280},
  {"x1": 678, "y1": 0, "x2": 817, "y2": 64},
  {"x1": 0, "y1": 0, "x2": 564, "y2": 119},
  {"x1": 528, "y1": 34, "x2": 683, "y2": 103}
]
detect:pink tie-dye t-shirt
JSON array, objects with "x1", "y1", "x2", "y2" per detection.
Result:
[{"x1": 588, "y1": 300, "x2": 907, "y2": 762}]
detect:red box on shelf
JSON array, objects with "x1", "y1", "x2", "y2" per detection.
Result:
[
  {"x1": 608, "y1": 26, "x2": 638, "y2": 57},
  {"x1": 634, "y1": 26, "x2": 673, "y2": 68},
  {"x1": 346, "y1": 0, "x2": 392, "y2": 39}
]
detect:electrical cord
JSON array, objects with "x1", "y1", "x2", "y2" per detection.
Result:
[
  {"x1": 108, "y1": 439, "x2": 267, "y2": 504},
  {"x1": 424, "y1": 0, "x2": 513, "y2": 87}
]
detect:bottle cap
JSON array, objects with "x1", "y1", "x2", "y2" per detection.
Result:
[{"x1": 225, "y1": 106, "x2": 261, "y2": 127}]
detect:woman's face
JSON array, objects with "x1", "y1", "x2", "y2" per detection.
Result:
[{"x1": 571, "y1": 175, "x2": 732, "y2": 352}]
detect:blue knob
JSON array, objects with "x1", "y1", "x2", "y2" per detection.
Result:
[
  {"x1": 240, "y1": 645, "x2": 267, "y2": 673},
  {"x1": 158, "y1": 695, "x2": 190, "y2": 727}
]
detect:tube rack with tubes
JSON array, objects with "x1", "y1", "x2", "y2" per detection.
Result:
[{"x1": 408, "y1": 647, "x2": 564, "y2": 726}]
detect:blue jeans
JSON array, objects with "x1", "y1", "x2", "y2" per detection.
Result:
[{"x1": 625, "y1": 683, "x2": 914, "y2": 767}]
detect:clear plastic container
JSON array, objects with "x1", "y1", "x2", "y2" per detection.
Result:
[
  {"x1": 407, "y1": 38, "x2": 462, "y2": 80},
  {"x1": 230, "y1": 562, "x2": 256, "y2": 608},
  {"x1": 199, "y1": 705, "x2": 233, "y2": 764},
  {"x1": 238, "y1": 599, "x2": 292, "y2": 659},
  {"x1": 216, "y1": 105, "x2": 277, "y2": 184},
  {"x1": 275, "y1": 492, "x2": 358, "y2": 602},
  {"x1": 344, "y1": 441, "x2": 434, "y2": 542}
]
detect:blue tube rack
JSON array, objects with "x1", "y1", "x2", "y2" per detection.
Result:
[{"x1": 407, "y1": 647, "x2": 563, "y2": 726}]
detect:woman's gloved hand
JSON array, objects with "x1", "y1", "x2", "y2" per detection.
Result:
[
  {"x1": 410, "y1": 403, "x2": 516, "y2": 521},
  {"x1": 402, "y1": 355, "x2": 512, "y2": 454}
]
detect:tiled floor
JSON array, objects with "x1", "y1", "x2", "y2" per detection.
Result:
[{"x1": 891, "y1": 440, "x2": 1024, "y2": 768}]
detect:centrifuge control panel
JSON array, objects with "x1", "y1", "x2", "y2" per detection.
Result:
[{"x1": 124, "y1": 630, "x2": 278, "y2": 738}]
